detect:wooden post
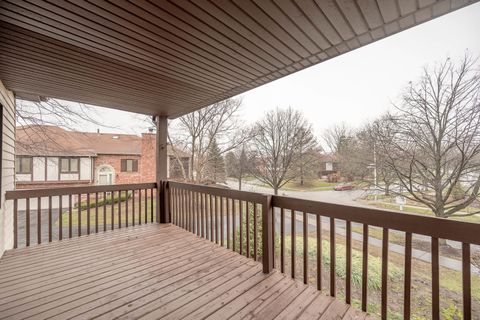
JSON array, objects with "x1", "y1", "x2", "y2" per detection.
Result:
[
  {"x1": 262, "y1": 194, "x2": 273, "y2": 273},
  {"x1": 156, "y1": 115, "x2": 168, "y2": 223}
]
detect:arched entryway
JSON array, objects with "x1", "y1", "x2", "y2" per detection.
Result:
[{"x1": 96, "y1": 165, "x2": 115, "y2": 185}]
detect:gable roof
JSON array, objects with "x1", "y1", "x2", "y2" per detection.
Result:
[{"x1": 16, "y1": 125, "x2": 188, "y2": 157}]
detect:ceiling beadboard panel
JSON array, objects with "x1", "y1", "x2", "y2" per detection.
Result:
[{"x1": 0, "y1": 0, "x2": 477, "y2": 118}]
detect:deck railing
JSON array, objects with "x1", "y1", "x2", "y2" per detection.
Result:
[
  {"x1": 5, "y1": 180, "x2": 480, "y2": 319},
  {"x1": 166, "y1": 181, "x2": 480, "y2": 320},
  {"x1": 6, "y1": 182, "x2": 156, "y2": 248}
]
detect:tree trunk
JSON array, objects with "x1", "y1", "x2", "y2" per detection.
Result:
[
  {"x1": 238, "y1": 178, "x2": 242, "y2": 191},
  {"x1": 274, "y1": 186, "x2": 279, "y2": 195},
  {"x1": 384, "y1": 183, "x2": 390, "y2": 196}
]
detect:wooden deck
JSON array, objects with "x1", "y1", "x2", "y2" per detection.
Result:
[{"x1": 0, "y1": 224, "x2": 368, "y2": 320}]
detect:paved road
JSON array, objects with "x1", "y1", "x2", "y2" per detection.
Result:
[{"x1": 226, "y1": 180, "x2": 367, "y2": 206}]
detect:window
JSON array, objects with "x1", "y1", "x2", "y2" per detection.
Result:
[
  {"x1": 15, "y1": 156, "x2": 32, "y2": 174},
  {"x1": 60, "y1": 157, "x2": 79, "y2": 173},
  {"x1": 121, "y1": 159, "x2": 138, "y2": 172}
]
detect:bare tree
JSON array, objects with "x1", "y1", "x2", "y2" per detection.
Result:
[
  {"x1": 170, "y1": 97, "x2": 249, "y2": 183},
  {"x1": 376, "y1": 55, "x2": 480, "y2": 218},
  {"x1": 322, "y1": 122, "x2": 353, "y2": 153},
  {"x1": 225, "y1": 146, "x2": 249, "y2": 190},
  {"x1": 249, "y1": 107, "x2": 318, "y2": 195},
  {"x1": 296, "y1": 128, "x2": 322, "y2": 186},
  {"x1": 16, "y1": 99, "x2": 109, "y2": 153}
]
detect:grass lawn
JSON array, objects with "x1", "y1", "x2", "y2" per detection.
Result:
[
  {"x1": 364, "y1": 201, "x2": 480, "y2": 224},
  {"x1": 58, "y1": 197, "x2": 156, "y2": 227},
  {"x1": 279, "y1": 179, "x2": 337, "y2": 191}
]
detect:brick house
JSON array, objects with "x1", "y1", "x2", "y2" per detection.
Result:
[{"x1": 15, "y1": 125, "x2": 189, "y2": 189}]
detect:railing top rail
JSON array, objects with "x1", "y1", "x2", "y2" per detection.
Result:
[
  {"x1": 168, "y1": 181, "x2": 266, "y2": 203},
  {"x1": 272, "y1": 195, "x2": 480, "y2": 245},
  {"x1": 5, "y1": 182, "x2": 157, "y2": 200}
]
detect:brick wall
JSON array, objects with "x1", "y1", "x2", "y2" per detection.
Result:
[
  {"x1": 140, "y1": 133, "x2": 156, "y2": 182},
  {"x1": 94, "y1": 154, "x2": 142, "y2": 184}
]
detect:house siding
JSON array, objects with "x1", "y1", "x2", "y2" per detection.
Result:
[{"x1": 0, "y1": 80, "x2": 15, "y2": 257}]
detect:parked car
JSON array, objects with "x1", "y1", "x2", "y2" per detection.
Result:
[{"x1": 334, "y1": 184, "x2": 355, "y2": 191}]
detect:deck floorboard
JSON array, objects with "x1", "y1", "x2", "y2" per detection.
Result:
[{"x1": 0, "y1": 224, "x2": 369, "y2": 319}]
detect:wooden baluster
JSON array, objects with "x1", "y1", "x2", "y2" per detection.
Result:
[
  {"x1": 215, "y1": 196, "x2": 219, "y2": 244},
  {"x1": 232, "y1": 200, "x2": 236, "y2": 252},
  {"x1": 254, "y1": 203, "x2": 258, "y2": 261},
  {"x1": 138, "y1": 189, "x2": 142, "y2": 225},
  {"x1": 103, "y1": 191, "x2": 107, "y2": 231},
  {"x1": 280, "y1": 207, "x2": 285, "y2": 273},
  {"x1": 404, "y1": 232, "x2": 412, "y2": 320},
  {"x1": 191, "y1": 191, "x2": 194, "y2": 232},
  {"x1": 303, "y1": 211, "x2": 308, "y2": 284},
  {"x1": 13, "y1": 199, "x2": 18, "y2": 248},
  {"x1": 246, "y1": 202, "x2": 250, "y2": 258},
  {"x1": 201, "y1": 193, "x2": 205, "y2": 237},
  {"x1": 125, "y1": 190, "x2": 129, "y2": 228},
  {"x1": 171, "y1": 188, "x2": 175, "y2": 225},
  {"x1": 144, "y1": 188, "x2": 148, "y2": 223},
  {"x1": 330, "y1": 218, "x2": 335, "y2": 297},
  {"x1": 150, "y1": 188, "x2": 154, "y2": 223},
  {"x1": 48, "y1": 196, "x2": 52, "y2": 242},
  {"x1": 210, "y1": 194, "x2": 214, "y2": 241},
  {"x1": 58, "y1": 196, "x2": 62, "y2": 240},
  {"x1": 111, "y1": 191, "x2": 115, "y2": 229},
  {"x1": 118, "y1": 190, "x2": 122, "y2": 229},
  {"x1": 78, "y1": 194, "x2": 82, "y2": 236},
  {"x1": 362, "y1": 224, "x2": 369, "y2": 312},
  {"x1": 431, "y1": 237, "x2": 440, "y2": 319},
  {"x1": 272, "y1": 206, "x2": 275, "y2": 268},
  {"x1": 95, "y1": 193, "x2": 99, "y2": 233},
  {"x1": 190, "y1": 190, "x2": 194, "y2": 232},
  {"x1": 346, "y1": 221, "x2": 352, "y2": 304},
  {"x1": 184, "y1": 189, "x2": 187, "y2": 230},
  {"x1": 239, "y1": 200, "x2": 243, "y2": 255},
  {"x1": 381, "y1": 228, "x2": 389, "y2": 319},
  {"x1": 197, "y1": 192, "x2": 201, "y2": 236},
  {"x1": 221, "y1": 196, "x2": 224, "y2": 246},
  {"x1": 316, "y1": 214, "x2": 322, "y2": 291},
  {"x1": 68, "y1": 194, "x2": 72, "y2": 238},
  {"x1": 227, "y1": 198, "x2": 231, "y2": 249},
  {"x1": 462, "y1": 243, "x2": 471, "y2": 320},
  {"x1": 87, "y1": 193, "x2": 91, "y2": 234},
  {"x1": 291, "y1": 210, "x2": 296, "y2": 279},
  {"x1": 190, "y1": 191, "x2": 193, "y2": 233},
  {"x1": 37, "y1": 197, "x2": 41, "y2": 244},
  {"x1": 181, "y1": 189, "x2": 185, "y2": 229},
  {"x1": 26, "y1": 198, "x2": 30, "y2": 246}
]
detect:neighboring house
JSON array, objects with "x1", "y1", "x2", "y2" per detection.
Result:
[
  {"x1": 318, "y1": 153, "x2": 340, "y2": 177},
  {"x1": 15, "y1": 125, "x2": 190, "y2": 189}
]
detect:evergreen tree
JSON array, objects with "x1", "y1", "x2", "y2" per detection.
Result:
[{"x1": 205, "y1": 138, "x2": 226, "y2": 183}]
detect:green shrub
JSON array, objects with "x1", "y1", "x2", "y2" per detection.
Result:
[
  {"x1": 75, "y1": 192, "x2": 132, "y2": 210},
  {"x1": 285, "y1": 235, "x2": 404, "y2": 290}
]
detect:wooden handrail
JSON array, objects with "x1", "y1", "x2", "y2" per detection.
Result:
[
  {"x1": 7, "y1": 182, "x2": 158, "y2": 249},
  {"x1": 272, "y1": 195, "x2": 480, "y2": 245},
  {"x1": 6, "y1": 182, "x2": 157, "y2": 200}
]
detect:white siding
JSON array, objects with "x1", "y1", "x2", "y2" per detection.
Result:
[
  {"x1": 60, "y1": 173, "x2": 79, "y2": 180},
  {"x1": 15, "y1": 174, "x2": 31, "y2": 181},
  {"x1": 46, "y1": 157, "x2": 59, "y2": 181},
  {"x1": 33, "y1": 157, "x2": 46, "y2": 181},
  {"x1": 0, "y1": 80, "x2": 15, "y2": 257},
  {"x1": 80, "y1": 157, "x2": 91, "y2": 180}
]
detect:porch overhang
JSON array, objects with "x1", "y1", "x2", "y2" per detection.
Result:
[{"x1": 0, "y1": 0, "x2": 478, "y2": 118}]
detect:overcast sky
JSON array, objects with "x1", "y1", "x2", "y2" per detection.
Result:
[{"x1": 72, "y1": 2, "x2": 480, "y2": 138}]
